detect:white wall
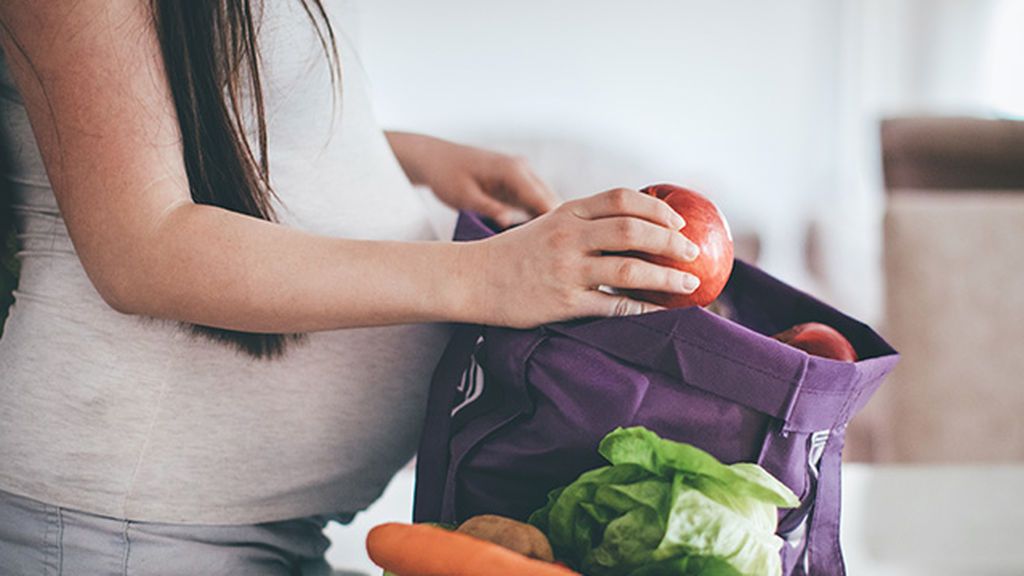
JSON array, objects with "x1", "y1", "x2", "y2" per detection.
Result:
[
  {"x1": 345, "y1": 0, "x2": 1021, "y2": 323},
  {"x1": 349, "y1": 0, "x2": 845, "y2": 292}
]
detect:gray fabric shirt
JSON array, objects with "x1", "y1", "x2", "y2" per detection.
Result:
[{"x1": 0, "y1": 2, "x2": 451, "y2": 524}]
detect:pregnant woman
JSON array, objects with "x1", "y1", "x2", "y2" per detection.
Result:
[{"x1": 0, "y1": 1, "x2": 701, "y2": 573}]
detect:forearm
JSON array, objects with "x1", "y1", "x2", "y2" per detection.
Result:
[
  {"x1": 385, "y1": 130, "x2": 440, "y2": 186},
  {"x1": 110, "y1": 202, "x2": 482, "y2": 333}
]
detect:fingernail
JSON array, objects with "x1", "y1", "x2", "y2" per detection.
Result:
[
  {"x1": 684, "y1": 241, "x2": 700, "y2": 262},
  {"x1": 671, "y1": 214, "x2": 686, "y2": 230},
  {"x1": 503, "y1": 209, "x2": 530, "y2": 225},
  {"x1": 637, "y1": 303, "x2": 666, "y2": 316},
  {"x1": 680, "y1": 273, "x2": 700, "y2": 293}
]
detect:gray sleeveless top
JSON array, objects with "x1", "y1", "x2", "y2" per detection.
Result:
[{"x1": 0, "y1": 2, "x2": 452, "y2": 524}]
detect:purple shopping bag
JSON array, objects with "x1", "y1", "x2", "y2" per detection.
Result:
[{"x1": 414, "y1": 211, "x2": 898, "y2": 576}]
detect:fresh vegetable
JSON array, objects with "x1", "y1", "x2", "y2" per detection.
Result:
[
  {"x1": 367, "y1": 522, "x2": 580, "y2": 576},
  {"x1": 456, "y1": 514, "x2": 555, "y2": 562},
  {"x1": 629, "y1": 184, "x2": 734, "y2": 308},
  {"x1": 772, "y1": 322, "x2": 858, "y2": 362},
  {"x1": 529, "y1": 427, "x2": 799, "y2": 576}
]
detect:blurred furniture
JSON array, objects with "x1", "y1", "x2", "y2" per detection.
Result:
[
  {"x1": 882, "y1": 117, "x2": 1024, "y2": 190},
  {"x1": 855, "y1": 117, "x2": 1024, "y2": 462}
]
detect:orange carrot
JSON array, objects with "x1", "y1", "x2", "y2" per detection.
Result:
[{"x1": 366, "y1": 522, "x2": 580, "y2": 576}]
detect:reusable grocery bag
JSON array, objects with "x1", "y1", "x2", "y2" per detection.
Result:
[{"x1": 413, "y1": 211, "x2": 898, "y2": 576}]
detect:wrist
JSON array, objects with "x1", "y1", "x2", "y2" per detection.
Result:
[{"x1": 442, "y1": 238, "x2": 493, "y2": 325}]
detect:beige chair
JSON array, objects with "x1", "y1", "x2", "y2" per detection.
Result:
[{"x1": 850, "y1": 117, "x2": 1024, "y2": 462}]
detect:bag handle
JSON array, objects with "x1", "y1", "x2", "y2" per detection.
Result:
[
  {"x1": 805, "y1": 427, "x2": 847, "y2": 575},
  {"x1": 413, "y1": 323, "x2": 483, "y2": 523},
  {"x1": 414, "y1": 212, "x2": 496, "y2": 522}
]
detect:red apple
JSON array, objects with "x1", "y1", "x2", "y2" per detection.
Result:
[
  {"x1": 772, "y1": 322, "x2": 858, "y2": 362},
  {"x1": 630, "y1": 184, "x2": 735, "y2": 308}
]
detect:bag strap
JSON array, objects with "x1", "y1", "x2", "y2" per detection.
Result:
[
  {"x1": 413, "y1": 323, "x2": 483, "y2": 523},
  {"x1": 414, "y1": 212, "x2": 495, "y2": 522},
  {"x1": 801, "y1": 349, "x2": 893, "y2": 575},
  {"x1": 805, "y1": 427, "x2": 847, "y2": 575},
  {"x1": 784, "y1": 357, "x2": 884, "y2": 574}
]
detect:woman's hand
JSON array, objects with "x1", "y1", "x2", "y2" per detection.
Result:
[
  {"x1": 464, "y1": 188, "x2": 703, "y2": 328},
  {"x1": 386, "y1": 132, "x2": 559, "y2": 228}
]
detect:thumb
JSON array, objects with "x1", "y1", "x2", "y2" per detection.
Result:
[{"x1": 579, "y1": 292, "x2": 665, "y2": 318}]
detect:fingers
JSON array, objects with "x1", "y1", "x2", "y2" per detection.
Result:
[
  {"x1": 566, "y1": 188, "x2": 685, "y2": 230},
  {"x1": 493, "y1": 208, "x2": 532, "y2": 229},
  {"x1": 584, "y1": 256, "x2": 700, "y2": 294},
  {"x1": 576, "y1": 291, "x2": 666, "y2": 318},
  {"x1": 498, "y1": 157, "x2": 560, "y2": 216},
  {"x1": 465, "y1": 156, "x2": 556, "y2": 226},
  {"x1": 522, "y1": 169, "x2": 560, "y2": 214},
  {"x1": 584, "y1": 217, "x2": 700, "y2": 262},
  {"x1": 455, "y1": 182, "x2": 522, "y2": 227}
]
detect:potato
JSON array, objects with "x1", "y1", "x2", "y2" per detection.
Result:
[{"x1": 456, "y1": 514, "x2": 555, "y2": 562}]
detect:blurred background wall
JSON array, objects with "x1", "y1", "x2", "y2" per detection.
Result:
[
  {"x1": 342, "y1": 0, "x2": 1024, "y2": 464},
  {"x1": 349, "y1": 0, "x2": 847, "y2": 310},
  {"x1": 346, "y1": 0, "x2": 1021, "y2": 320}
]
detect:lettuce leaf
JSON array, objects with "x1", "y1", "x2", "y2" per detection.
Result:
[
  {"x1": 529, "y1": 427, "x2": 799, "y2": 576},
  {"x1": 599, "y1": 427, "x2": 798, "y2": 508},
  {"x1": 652, "y1": 482, "x2": 785, "y2": 575}
]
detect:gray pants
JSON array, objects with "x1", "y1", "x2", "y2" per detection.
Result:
[{"x1": 0, "y1": 489, "x2": 341, "y2": 575}]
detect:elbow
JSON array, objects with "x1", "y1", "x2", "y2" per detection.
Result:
[
  {"x1": 69, "y1": 203, "x2": 196, "y2": 318},
  {"x1": 89, "y1": 267, "x2": 148, "y2": 316},
  {"x1": 99, "y1": 286, "x2": 139, "y2": 316}
]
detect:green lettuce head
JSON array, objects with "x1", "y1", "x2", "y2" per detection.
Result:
[{"x1": 529, "y1": 427, "x2": 799, "y2": 576}]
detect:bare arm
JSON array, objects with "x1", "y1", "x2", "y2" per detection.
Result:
[
  {"x1": 0, "y1": 0, "x2": 699, "y2": 334},
  {"x1": 385, "y1": 130, "x2": 560, "y2": 228},
  {"x1": 0, "y1": 1, "x2": 480, "y2": 332}
]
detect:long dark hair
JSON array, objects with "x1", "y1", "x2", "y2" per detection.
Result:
[
  {"x1": 1, "y1": 1, "x2": 341, "y2": 358},
  {"x1": 151, "y1": 0, "x2": 340, "y2": 359}
]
